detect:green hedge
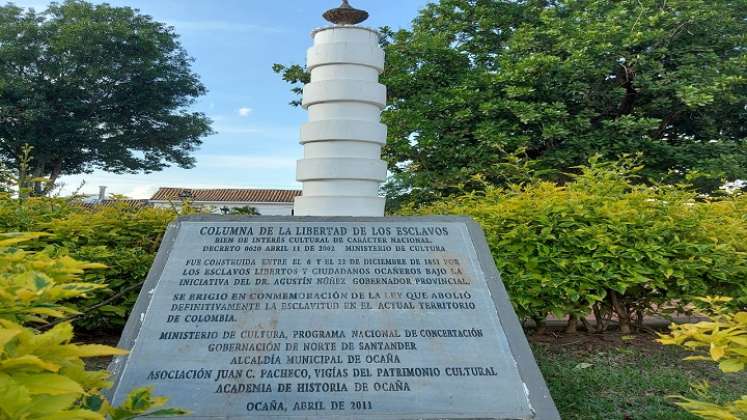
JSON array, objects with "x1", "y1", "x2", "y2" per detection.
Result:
[
  {"x1": 401, "y1": 160, "x2": 747, "y2": 333},
  {"x1": 0, "y1": 195, "x2": 175, "y2": 331},
  {"x1": 2, "y1": 159, "x2": 745, "y2": 335}
]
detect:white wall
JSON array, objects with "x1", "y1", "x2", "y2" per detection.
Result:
[{"x1": 151, "y1": 201, "x2": 294, "y2": 216}]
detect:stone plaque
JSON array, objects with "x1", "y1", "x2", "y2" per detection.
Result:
[{"x1": 109, "y1": 216, "x2": 559, "y2": 420}]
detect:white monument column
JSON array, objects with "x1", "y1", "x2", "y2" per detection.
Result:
[{"x1": 294, "y1": 1, "x2": 387, "y2": 217}]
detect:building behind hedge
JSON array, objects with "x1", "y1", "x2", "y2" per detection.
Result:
[{"x1": 87, "y1": 186, "x2": 300, "y2": 215}]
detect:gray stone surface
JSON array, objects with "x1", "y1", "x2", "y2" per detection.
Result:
[{"x1": 109, "y1": 216, "x2": 560, "y2": 419}]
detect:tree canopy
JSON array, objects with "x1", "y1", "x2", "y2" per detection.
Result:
[
  {"x1": 276, "y1": 0, "x2": 747, "y2": 201},
  {"x1": 0, "y1": 0, "x2": 212, "y2": 189}
]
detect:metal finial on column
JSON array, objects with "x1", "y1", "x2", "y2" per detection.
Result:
[{"x1": 323, "y1": 0, "x2": 369, "y2": 25}]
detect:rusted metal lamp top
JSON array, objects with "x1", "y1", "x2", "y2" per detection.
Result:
[{"x1": 323, "y1": 0, "x2": 369, "y2": 25}]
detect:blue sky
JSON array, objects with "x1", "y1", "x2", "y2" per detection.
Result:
[{"x1": 11, "y1": 0, "x2": 429, "y2": 198}]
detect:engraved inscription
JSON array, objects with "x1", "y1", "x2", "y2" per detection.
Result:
[{"x1": 111, "y1": 221, "x2": 534, "y2": 419}]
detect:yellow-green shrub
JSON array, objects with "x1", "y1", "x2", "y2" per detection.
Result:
[
  {"x1": 44, "y1": 204, "x2": 175, "y2": 330},
  {"x1": 0, "y1": 232, "x2": 105, "y2": 324},
  {"x1": 0, "y1": 233, "x2": 120, "y2": 419},
  {"x1": 670, "y1": 397, "x2": 747, "y2": 420},
  {"x1": 0, "y1": 197, "x2": 176, "y2": 331},
  {"x1": 105, "y1": 386, "x2": 188, "y2": 420},
  {"x1": 0, "y1": 320, "x2": 127, "y2": 420},
  {"x1": 0, "y1": 320, "x2": 186, "y2": 420},
  {"x1": 659, "y1": 297, "x2": 746, "y2": 373},
  {"x1": 0, "y1": 233, "x2": 186, "y2": 419},
  {"x1": 402, "y1": 159, "x2": 747, "y2": 332},
  {"x1": 0, "y1": 194, "x2": 75, "y2": 232},
  {"x1": 659, "y1": 297, "x2": 747, "y2": 419}
]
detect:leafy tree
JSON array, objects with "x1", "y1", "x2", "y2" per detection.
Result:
[
  {"x1": 275, "y1": 0, "x2": 747, "y2": 201},
  {"x1": 0, "y1": 1, "x2": 213, "y2": 193}
]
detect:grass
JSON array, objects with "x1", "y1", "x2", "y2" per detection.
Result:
[{"x1": 531, "y1": 333, "x2": 747, "y2": 419}]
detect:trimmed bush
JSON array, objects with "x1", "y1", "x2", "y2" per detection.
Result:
[
  {"x1": 0, "y1": 196, "x2": 176, "y2": 331},
  {"x1": 43, "y1": 204, "x2": 174, "y2": 330},
  {"x1": 402, "y1": 159, "x2": 747, "y2": 332}
]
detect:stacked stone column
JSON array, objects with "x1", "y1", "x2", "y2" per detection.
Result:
[{"x1": 294, "y1": 26, "x2": 387, "y2": 217}]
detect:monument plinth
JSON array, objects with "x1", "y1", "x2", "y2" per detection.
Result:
[
  {"x1": 109, "y1": 216, "x2": 559, "y2": 419},
  {"x1": 108, "y1": 3, "x2": 560, "y2": 419}
]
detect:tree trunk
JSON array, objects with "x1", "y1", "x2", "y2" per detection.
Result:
[
  {"x1": 635, "y1": 309, "x2": 645, "y2": 332},
  {"x1": 35, "y1": 160, "x2": 62, "y2": 196},
  {"x1": 44, "y1": 162, "x2": 62, "y2": 195},
  {"x1": 617, "y1": 64, "x2": 638, "y2": 117},
  {"x1": 610, "y1": 291, "x2": 632, "y2": 334},
  {"x1": 29, "y1": 165, "x2": 44, "y2": 197},
  {"x1": 592, "y1": 303, "x2": 609, "y2": 333},
  {"x1": 654, "y1": 111, "x2": 680, "y2": 139},
  {"x1": 580, "y1": 316, "x2": 592, "y2": 333},
  {"x1": 565, "y1": 314, "x2": 578, "y2": 334}
]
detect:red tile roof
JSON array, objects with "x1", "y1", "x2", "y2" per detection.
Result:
[
  {"x1": 78, "y1": 199, "x2": 151, "y2": 209},
  {"x1": 150, "y1": 188, "x2": 301, "y2": 204},
  {"x1": 100, "y1": 199, "x2": 151, "y2": 208}
]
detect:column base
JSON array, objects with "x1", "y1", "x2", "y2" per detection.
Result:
[{"x1": 294, "y1": 196, "x2": 385, "y2": 217}]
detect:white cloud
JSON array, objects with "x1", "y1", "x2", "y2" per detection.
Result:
[
  {"x1": 124, "y1": 184, "x2": 160, "y2": 199},
  {"x1": 238, "y1": 107, "x2": 253, "y2": 117}
]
